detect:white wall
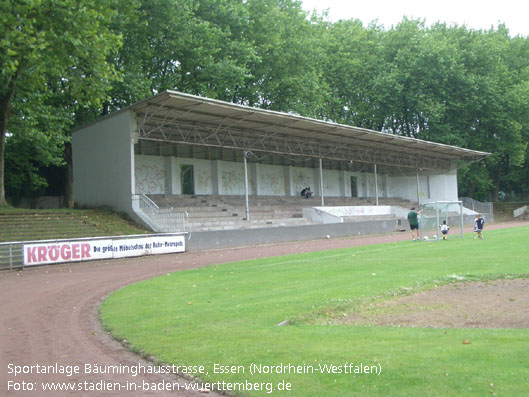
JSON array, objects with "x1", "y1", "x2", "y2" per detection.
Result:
[
  {"x1": 258, "y1": 164, "x2": 285, "y2": 195},
  {"x1": 387, "y1": 171, "x2": 458, "y2": 203},
  {"x1": 131, "y1": 154, "x2": 459, "y2": 202},
  {"x1": 219, "y1": 161, "x2": 245, "y2": 195},
  {"x1": 291, "y1": 167, "x2": 315, "y2": 195},
  {"x1": 429, "y1": 171, "x2": 458, "y2": 201},
  {"x1": 73, "y1": 111, "x2": 135, "y2": 213},
  {"x1": 388, "y1": 175, "x2": 422, "y2": 203},
  {"x1": 322, "y1": 169, "x2": 341, "y2": 197},
  {"x1": 135, "y1": 155, "x2": 165, "y2": 194}
]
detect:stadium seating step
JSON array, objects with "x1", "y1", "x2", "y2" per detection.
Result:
[{"x1": 146, "y1": 194, "x2": 414, "y2": 232}]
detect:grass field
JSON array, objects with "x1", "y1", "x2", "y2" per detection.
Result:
[{"x1": 100, "y1": 226, "x2": 529, "y2": 396}]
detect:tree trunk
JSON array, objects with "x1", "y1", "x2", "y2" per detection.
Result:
[
  {"x1": 63, "y1": 142, "x2": 74, "y2": 208},
  {"x1": 0, "y1": 129, "x2": 7, "y2": 207},
  {"x1": 466, "y1": 180, "x2": 474, "y2": 199},
  {"x1": 0, "y1": 65, "x2": 22, "y2": 207},
  {"x1": 492, "y1": 166, "x2": 500, "y2": 202},
  {"x1": 0, "y1": 98, "x2": 11, "y2": 207}
]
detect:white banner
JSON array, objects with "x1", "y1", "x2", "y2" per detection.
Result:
[{"x1": 23, "y1": 235, "x2": 186, "y2": 266}]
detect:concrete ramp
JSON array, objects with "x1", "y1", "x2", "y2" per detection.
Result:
[{"x1": 303, "y1": 206, "x2": 409, "y2": 224}]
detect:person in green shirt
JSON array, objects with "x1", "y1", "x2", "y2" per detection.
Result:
[{"x1": 407, "y1": 207, "x2": 421, "y2": 241}]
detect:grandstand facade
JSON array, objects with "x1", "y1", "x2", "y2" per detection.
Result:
[{"x1": 72, "y1": 91, "x2": 489, "y2": 233}]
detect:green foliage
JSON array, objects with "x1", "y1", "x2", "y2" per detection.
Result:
[
  {"x1": 0, "y1": 0, "x2": 126, "y2": 205},
  {"x1": 5, "y1": 130, "x2": 65, "y2": 198},
  {"x1": 2, "y1": 1, "x2": 529, "y2": 201}
]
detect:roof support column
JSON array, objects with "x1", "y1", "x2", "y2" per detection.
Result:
[
  {"x1": 416, "y1": 168, "x2": 420, "y2": 206},
  {"x1": 459, "y1": 201, "x2": 464, "y2": 239},
  {"x1": 374, "y1": 163, "x2": 379, "y2": 206},
  {"x1": 319, "y1": 157, "x2": 324, "y2": 207},
  {"x1": 243, "y1": 151, "x2": 250, "y2": 220}
]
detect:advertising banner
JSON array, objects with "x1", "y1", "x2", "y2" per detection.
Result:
[{"x1": 23, "y1": 234, "x2": 186, "y2": 267}]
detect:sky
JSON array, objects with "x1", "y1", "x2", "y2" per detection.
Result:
[{"x1": 301, "y1": 0, "x2": 529, "y2": 37}]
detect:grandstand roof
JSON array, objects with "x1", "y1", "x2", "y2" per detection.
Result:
[{"x1": 130, "y1": 90, "x2": 489, "y2": 171}]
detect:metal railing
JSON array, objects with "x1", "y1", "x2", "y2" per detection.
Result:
[
  {"x1": 459, "y1": 197, "x2": 493, "y2": 215},
  {"x1": 0, "y1": 242, "x2": 24, "y2": 270},
  {"x1": 514, "y1": 205, "x2": 528, "y2": 218},
  {"x1": 132, "y1": 194, "x2": 187, "y2": 233}
]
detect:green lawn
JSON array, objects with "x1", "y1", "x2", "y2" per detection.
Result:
[{"x1": 100, "y1": 226, "x2": 529, "y2": 396}]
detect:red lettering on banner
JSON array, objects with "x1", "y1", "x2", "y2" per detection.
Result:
[
  {"x1": 81, "y1": 243, "x2": 91, "y2": 259},
  {"x1": 48, "y1": 245, "x2": 60, "y2": 261},
  {"x1": 61, "y1": 244, "x2": 71, "y2": 260},
  {"x1": 72, "y1": 243, "x2": 80, "y2": 259},
  {"x1": 26, "y1": 247, "x2": 37, "y2": 264},
  {"x1": 38, "y1": 246, "x2": 47, "y2": 262}
]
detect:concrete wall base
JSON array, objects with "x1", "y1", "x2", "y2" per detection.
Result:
[{"x1": 186, "y1": 219, "x2": 402, "y2": 251}]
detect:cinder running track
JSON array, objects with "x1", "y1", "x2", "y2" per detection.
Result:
[{"x1": 1, "y1": 222, "x2": 527, "y2": 396}]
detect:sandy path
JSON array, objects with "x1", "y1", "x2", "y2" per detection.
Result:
[{"x1": 1, "y1": 221, "x2": 527, "y2": 396}]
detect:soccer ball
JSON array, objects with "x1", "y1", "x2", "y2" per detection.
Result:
[
  {"x1": 432, "y1": 235, "x2": 437, "y2": 239},
  {"x1": 423, "y1": 236, "x2": 429, "y2": 241},
  {"x1": 326, "y1": 234, "x2": 331, "y2": 239}
]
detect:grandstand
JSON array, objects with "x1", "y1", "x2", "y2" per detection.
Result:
[{"x1": 71, "y1": 90, "x2": 490, "y2": 239}]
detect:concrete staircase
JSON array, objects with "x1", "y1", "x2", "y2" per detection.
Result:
[
  {"x1": 493, "y1": 202, "x2": 529, "y2": 221},
  {"x1": 148, "y1": 195, "x2": 414, "y2": 232}
]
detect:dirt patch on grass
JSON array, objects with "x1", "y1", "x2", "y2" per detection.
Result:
[{"x1": 342, "y1": 278, "x2": 529, "y2": 328}]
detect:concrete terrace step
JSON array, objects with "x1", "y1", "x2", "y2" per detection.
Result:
[
  {"x1": 187, "y1": 218, "x2": 316, "y2": 232},
  {"x1": 150, "y1": 194, "x2": 372, "y2": 206},
  {"x1": 0, "y1": 212, "x2": 108, "y2": 242},
  {"x1": 147, "y1": 194, "x2": 414, "y2": 232},
  {"x1": 342, "y1": 214, "x2": 397, "y2": 222},
  {"x1": 184, "y1": 208, "x2": 304, "y2": 217}
]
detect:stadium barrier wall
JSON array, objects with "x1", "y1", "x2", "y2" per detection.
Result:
[
  {"x1": 0, "y1": 233, "x2": 186, "y2": 270},
  {"x1": 185, "y1": 219, "x2": 402, "y2": 251}
]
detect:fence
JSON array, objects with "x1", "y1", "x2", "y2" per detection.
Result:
[
  {"x1": 459, "y1": 197, "x2": 493, "y2": 215},
  {"x1": 459, "y1": 197, "x2": 495, "y2": 224},
  {"x1": 132, "y1": 194, "x2": 187, "y2": 233},
  {"x1": 0, "y1": 242, "x2": 24, "y2": 270},
  {"x1": 514, "y1": 205, "x2": 528, "y2": 218}
]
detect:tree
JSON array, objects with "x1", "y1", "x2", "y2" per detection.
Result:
[
  {"x1": 106, "y1": 0, "x2": 257, "y2": 111},
  {"x1": 4, "y1": 90, "x2": 69, "y2": 202},
  {"x1": 0, "y1": 0, "x2": 122, "y2": 206},
  {"x1": 242, "y1": 0, "x2": 328, "y2": 116},
  {"x1": 320, "y1": 19, "x2": 384, "y2": 128}
]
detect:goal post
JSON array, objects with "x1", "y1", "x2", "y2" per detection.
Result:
[{"x1": 418, "y1": 201, "x2": 464, "y2": 241}]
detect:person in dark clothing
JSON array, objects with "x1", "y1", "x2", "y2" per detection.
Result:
[
  {"x1": 408, "y1": 207, "x2": 420, "y2": 241},
  {"x1": 474, "y1": 214, "x2": 484, "y2": 239}
]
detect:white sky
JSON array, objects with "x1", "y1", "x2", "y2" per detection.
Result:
[{"x1": 301, "y1": 0, "x2": 529, "y2": 37}]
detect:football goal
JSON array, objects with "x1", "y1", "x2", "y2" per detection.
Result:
[{"x1": 418, "y1": 201, "x2": 464, "y2": 241}]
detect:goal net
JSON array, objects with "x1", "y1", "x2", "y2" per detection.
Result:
[{"x1": 418, "y1": 201, "x2": 464, "y2": 241}]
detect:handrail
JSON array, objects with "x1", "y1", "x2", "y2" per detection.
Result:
[
  {"x1": 132, "y1": 194, "x2": 187, "y2": 233},
  {"x1": 141, "y1": 193, "x2": 159, "y2": 209},
  {"x1": 459, "y1": 197, "x2": 493, "y2": 214}
]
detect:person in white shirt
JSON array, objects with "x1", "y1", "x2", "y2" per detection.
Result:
[{"x1": 440, "y1": 220, "x2": 450, "y2": 240}]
